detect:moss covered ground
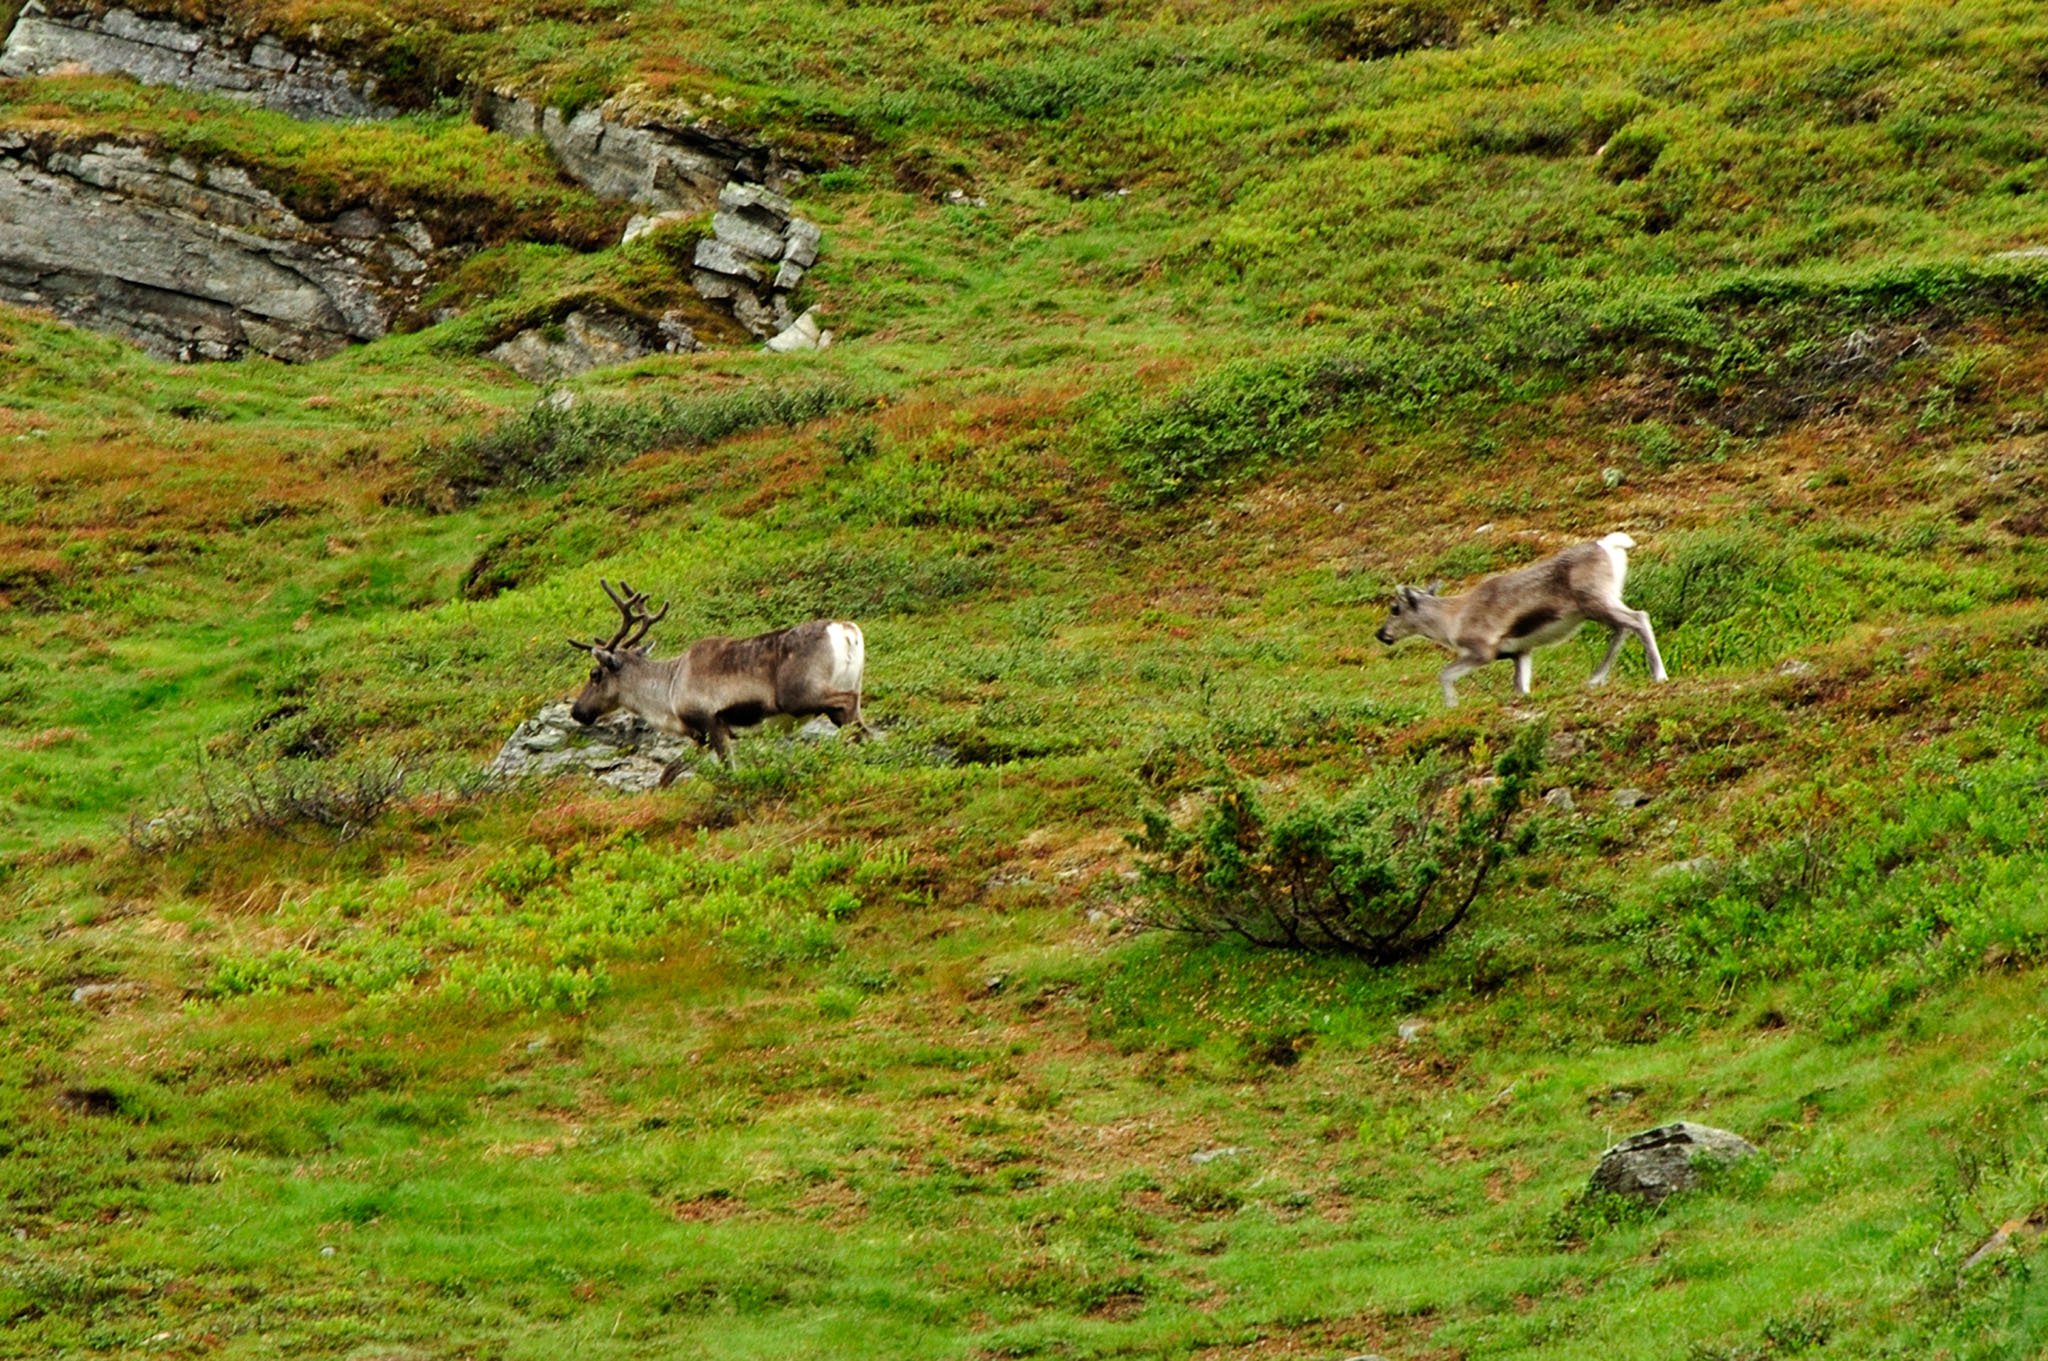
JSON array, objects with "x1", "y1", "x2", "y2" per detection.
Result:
[{"x1": 5, "y1": 0, "x2": 2048, "y2": 1356}]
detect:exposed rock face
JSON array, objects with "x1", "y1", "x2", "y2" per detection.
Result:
[
  {"x1": 0, "y1": 2, "x2": 396, "y2": 121},
  {"x1": 0, "y1": 134, "x2": 436, "y2": 360},
  {"x1": 489, "y1": 701, "x2": 695, "y2": 793},
  {"x1": 480, "y1": 92, "x2": 797, "y2": 216},
  {"x1": 487, "y1": 306, "x2": 701, "y2": 383},
  {"x1": 0, "y1": 7, "x2": 821, "y2": 361},
  {"x1": 692, "y1": 182, "x2": 822, "y2": 338},
  {"x1": 1590, "y1": 1122, "x2": 1760, "y2": 1201}
]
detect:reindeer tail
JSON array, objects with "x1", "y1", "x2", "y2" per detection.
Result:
[{"x1": 1598, "y1": 532, "x2": 1637, "y2": 552}]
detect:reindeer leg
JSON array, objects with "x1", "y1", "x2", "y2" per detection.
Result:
[
  {"x1": 1438, "y1": 654, "x2": 1485, "y2": 708},
  {"x1": 1587, "y1": 625, "x2": 1628, "y2": 687},
  {"x1": 1512, "y1": 652, "x2": 1533, "y2": 696},
  {"x1": 824, "y1": 691, "x2": 881, "y2": 742},
  {"x1": 708, "y1": 720, "x2": 736, "y2": 769},
  {"x1": 1632, "y1": 609, "x2": 1670, "y2": 682}
]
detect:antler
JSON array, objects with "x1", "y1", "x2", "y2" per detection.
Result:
[{"x1": 565, "y1": 577, "x2": 670, "y2": 654}]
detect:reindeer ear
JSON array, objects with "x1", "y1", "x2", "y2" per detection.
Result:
[
  {"x1": 1424, "y1": 579, "x2": 1444, "y2": 596},
  {"x1": 594, "y1": 648, "x2": 623, "y2": 672},
  {"x1": 1394, "y1": 585, "x2": 1417, "y2": 607}
]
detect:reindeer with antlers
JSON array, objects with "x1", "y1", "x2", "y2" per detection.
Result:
[{"x1": 566, "y1": 579, "x2": 873, "y2": 772}]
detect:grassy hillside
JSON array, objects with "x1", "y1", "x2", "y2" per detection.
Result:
[{"x1": 5, "y1": 0, "x2": 2048, "y2": 1357}]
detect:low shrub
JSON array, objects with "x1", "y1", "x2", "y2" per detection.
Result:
[
  {"x1": 1130, "y1": 723, "x2": 1545, "y2": 961},
  {"x1": 1283, "y1": 0, "x2": 1464, "y2": 62},
  {"x1": 409, "y1": 381, "x2": 860, "y2": 503},
  {"x1": 126, "y1": 754, "x2": 414, "y2": 853}
]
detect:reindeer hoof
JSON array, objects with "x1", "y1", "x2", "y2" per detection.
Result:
[{"x1": 658, "y1": 759, "x2": 687, "y2": 788}]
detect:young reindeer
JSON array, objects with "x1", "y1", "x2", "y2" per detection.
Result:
[
  {"x1": 566, "y1": 579, "x2": 872, "y2": 771},
  {"x1": 1375, "y1": 532, "x2": 1669, "y2": 707}
]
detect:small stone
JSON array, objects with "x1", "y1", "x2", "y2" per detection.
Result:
[
  {"x1": 782, "y1": 218, "x2": 823, "y2": 268},
  {"x1": 1655, "y1": 856, "x2": 1716, "y2": 879},
  {"x1": 1590, "y1": 1122, "x2": 1760, "y2": 1202},
  {"x1": 1396, "y1": 1018, "x2": 1429, "y2": 1044},
  {"x1": 71, "y1": 982, "x2": 148, "y2": 1009},
  {"x1": 1542, "y1": 786, "x2": 1575, "y2": 811},
  {"x1": 1601, "y1": 467, "x2": 1625, "y2": 488},
  {"x1": 1611, "y1": 788, "x2": 1652, "y2": 809},
  {"x1": 319, "y1": 1245, "x2": 336, "y2": 1257},
  {"x1": 621, "y1": 209, "x2": 692, "y2": 245},
  {"x1": 1189, "y1": 1146, "x2": 1245, "y2": 1165},
  {"x1": 1777, "y1": 658, "x2": 1815, "y2": 677},
  {"x1": 764, "y1": 307, "x2": 826, "y2": 353},
  {"x1": 657, "y1": 311, "x2": 700, "y2": 352}
]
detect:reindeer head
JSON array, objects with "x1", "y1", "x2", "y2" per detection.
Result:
[
  {"x1": 566, "y1": 578, "x2": 669, "y2": 725},
  {"x1": 1375, "y1": 581, "x2": 1443, "y2": 645}
]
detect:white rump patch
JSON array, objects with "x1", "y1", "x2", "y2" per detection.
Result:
[
  {"x1": 1597, "y1": 532, "x2": 1634, "y2": 595},
  {"x1": 825, "y1": 621, "x2": 866, "y2": 692}
]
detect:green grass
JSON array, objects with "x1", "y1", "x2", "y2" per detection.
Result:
[{"x1": 7, "y1": 0, "x2": 2048, "y2": 1355}]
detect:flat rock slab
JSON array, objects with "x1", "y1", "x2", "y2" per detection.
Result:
[
  {"x1": 0, "y1": 136, "x2": 434, "y2": 361},
  {"x1": 1591, "y1": 1121, "x2": 1760, "y2": 1201},
  {"x1": 489, "y1": 701, "x2": 692, "y2": 793},
  {"x1": 1, "y1": 2, "x2": 395, "y2": 120}
]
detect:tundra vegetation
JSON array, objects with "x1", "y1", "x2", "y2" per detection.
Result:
[{"x1": 4, "y1": 0, "x2": 2048, "y2": 1358}]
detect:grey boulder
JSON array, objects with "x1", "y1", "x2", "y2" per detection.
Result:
[{"x1": 1591, "y1": 1122, "x2": 1760, "y2": 1201}]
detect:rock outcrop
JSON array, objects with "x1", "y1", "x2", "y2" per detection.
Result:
[
  {"x1": 1590, "y1": 1122, "x2": 1760, "y2": 1202},
  {"x1": 480, "y1": 97, "x2": 820, "y2": 339},
  {"x1": 0, "y1": 2, "x2": 396, "y2": 121},
  {"x1": 691, "y1": 182, "x2": 822, "y2": 338},
  {"x1": 488, "y1": 701, "x2": 695, "y2": 793},
  {"x1": 0, "y1": 134, "x2": 436, "y2": 360},
  {"x1": 486, "y1": 306, "x2": 701, "y2": 383},
  {"x1": 0, "y1": 7, "x2": 823, "y2": 360},
  {"x1": 479, "y1": 92, "x2": 797, "y2": 216},
  {"x1": 489, "y1": 701, "x2": 849, "y2": 790}
]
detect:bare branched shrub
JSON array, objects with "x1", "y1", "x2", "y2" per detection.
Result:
[
  {"x1": 1129, "y1": 725, "x2": 1545, "y2": 961},
  {"x1": 125, "y1": 755, "x2": 414, "y2": 855}
]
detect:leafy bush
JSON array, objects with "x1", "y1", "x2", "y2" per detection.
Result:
[
  {"x1": 1130, "y1": 724, "x2": 1545, "y2": 961},
  {"x1": 410, "y1": 382, "x2": 860, "y2": 502},
  {"x1": 705, "y1": 545, "x2": 998, "y2": 621},
  {"x1": 1599, "y1": 124, "x2": 1667, "y2": 182},
  {"x1": 1105, "y1": 339, "x2": 1503, "y2": 503},
  {"x1": 1283, "y1": 0, "x2": 1463, "y2": 61},
  {"x1": 1638, "y1": 748, "x2": 2048, "y2": 1037}
]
